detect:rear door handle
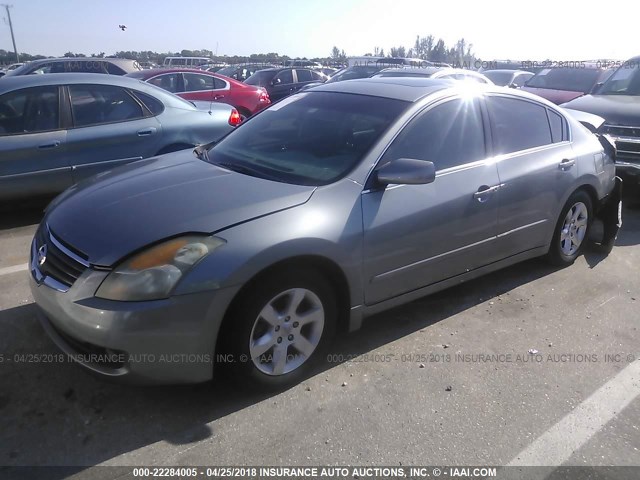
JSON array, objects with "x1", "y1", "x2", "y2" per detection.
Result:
[
  {"x1": 213, "y1": 94, "x2": 225, "y2": 100},
  {"x1": 137, "y1": 128, "x2": 157, "y2": 137},
  {"x1": 38, "y1": 141, "x2": 61, "y2": 149},
  {"x1": 559, "y1": 158, "x2": 575, "y2": 170},
  {"x1": 473, "y1": 184, "x2": 501, "y2": 202}
]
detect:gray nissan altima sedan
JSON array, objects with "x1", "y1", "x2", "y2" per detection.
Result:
[{"x1": 30, "y1": 77, "x2": 618, "y2": 390}]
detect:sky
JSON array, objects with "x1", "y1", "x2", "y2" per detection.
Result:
[{"x1": 3, "y1": 0, "x2": 639, "y2": 61}]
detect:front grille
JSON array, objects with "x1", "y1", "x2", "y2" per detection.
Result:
[
  {"x1": 604, "y1": 124, "x2": 640, "y2": 137},
  {"x1": 616, "y1": 139, "x2": 640, "y2": 156},
  {"x1": 34, "y1": 225, "x2": 89, "y2": 289},
  {"x1": 603, "y1": 124, "x2": 640, "y2": 138},
  {"x1": 602, "y1": 124, "x2": 640, "y2": 160}
]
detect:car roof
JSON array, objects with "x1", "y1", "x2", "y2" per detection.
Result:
[
  {"x1": 127, "y1": 67, "x2": 221, "y2": 78},
  {"x1": 378, "y1": 66, "x2": 443, "y2": 75},
  {"x1": 0, "y1": 72, "x2": 150, "y2": 93},
  {"x1": 309, "y1": 76, "x2": 560, "y2": 105},
  {"x1": 483, "y1": 69, "x2": 532, "y2": 74},
  {"x1": 23, "y1": 57, "x2": 137, "y2": 67},
  {"x1": 254, "y1": 67, "x2": 314, "y2": 73}
]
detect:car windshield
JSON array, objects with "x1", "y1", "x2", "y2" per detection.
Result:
[
  {"x1": 525, "y1": 68, "x2": 601, "y2": 93},
  {"x1": 375, "y1": 71, "x2": 433, "y2": 78},
  {"x1": 484, "y1": 71, "x2": 513, "y2": 86},
  {"x1": 598, "y1": 65, "x2": 640, "y2": 95},
  {"x1": 4, "y1": 63, "x2": 33, "y2": 77},
  {"x1": 206, "y1": 92, "x2": 409, "y2": 186},
  {"x1": 216, "y1": 66, "x2": 239, "y2": 77},
  {"x1": 326, "y1": 67, "x2": 380, "y2": 83},
  {"x1": 245, "y1": 70, "x2": 274, "y2": 87}
]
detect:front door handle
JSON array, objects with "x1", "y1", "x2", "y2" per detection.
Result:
[
  {"x1": 137, "y1": 128, "x2": 157, "y2": 137},
  {"x1": 473, "y1": 184, "x2": 501, "y2": 202},
  {"x1": 38, "y1": 141, "x2": 61, "y2": 149},
  {"x1": 559, "y1": 158, "x2": 575, "y2": 170}
]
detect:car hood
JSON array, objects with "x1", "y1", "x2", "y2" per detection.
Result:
[
  {"x1": 560, "y1": 94, "x2": 640, "y2": 126},
  {"x1": 521, "y1": 87, "x2": 584, "y2": 104},
  {"x1": 45, "y1": 150, "x2": 316, "y2": 266}
]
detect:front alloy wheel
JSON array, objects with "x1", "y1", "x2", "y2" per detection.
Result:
[
  {"x1": 219, "y1": 269, "x2": 336, "y2": 391},
  {"x1": 249, "y1": 288, "x2": 325, "y2": 375}
]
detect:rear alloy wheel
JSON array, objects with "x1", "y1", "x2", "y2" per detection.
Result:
[
  {"x1": 559, "y1": 202, "x2": 589, "y2": 256},
  {"x1": 547, "y1": 191, "x2": 593, "y2": 266},
  {"x1": 219, "y1": 269, "x2": 336, "y2": 391}
]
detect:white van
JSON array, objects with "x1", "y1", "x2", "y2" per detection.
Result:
[{"x1": 162, "y1": 57, "x2": 211, "y2": 68}]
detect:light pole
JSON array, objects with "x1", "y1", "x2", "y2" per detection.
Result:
[{"x1": 2, "y1": 4, "x2": 19, "y2": 62}]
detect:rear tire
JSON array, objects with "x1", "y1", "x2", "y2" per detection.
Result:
[
  {"x1": 546, "y1": 191, "x2": 593, "y2": 266},
  {"x1": 218, "y1": 268, "x2": 336, "y2": 392}
]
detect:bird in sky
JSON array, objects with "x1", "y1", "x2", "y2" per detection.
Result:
[{"x1": 118, "y1": 24, "x2": 127, "y2": 31}]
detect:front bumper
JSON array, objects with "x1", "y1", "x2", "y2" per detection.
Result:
[{"x1": 30, "y1": 245, "x2": 239, "y2": 385}]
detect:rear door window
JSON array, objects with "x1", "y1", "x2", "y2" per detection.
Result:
[
  {"x1": 69, "y1": 84, "x2": 145, "y2": 127},
  {"x1": 274, "y1": 70, "x2": 294, "y2": 85},
  {"x1": 487, "y1": 96, "x2": 553, "y2": 154},
  {"x1": 296, "y1": 69, "x2": 313, "y2": 82},
  {"x1": 131, "y1": 91, "x2": 164, "y2": 116},
  {"x1": 183, "y1": 73, "x2": 215, "y2": 92},
  {"x1": 148, "y1": 74, "x2": 180, "y2": 93},
  {"x1": 547, "y1": 109, "x2": 566, "y2": 143}
]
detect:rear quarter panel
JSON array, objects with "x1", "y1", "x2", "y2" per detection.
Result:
[{"x1": 160, "y1": 105, "x2": 234, "y2": 146}]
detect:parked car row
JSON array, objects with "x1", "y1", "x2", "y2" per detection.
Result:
[
  {"x1": 561, "y1": 56, "x2": 640, "y2": 189},
  {"x1": 126, "y1": 68, "x2": 271, "y2": 118},
  {"x1": 0, "y1": 74, "x2": 238, "y2": 201}
]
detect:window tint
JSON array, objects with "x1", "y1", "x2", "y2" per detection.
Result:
[
  {"x1": 274, "y1": 70, "x2": 294, "y2": 85},
  {"x1": 31, "y1": 63, "x2": 54, "y2": 75},
  {"x1": 208, "y1": 92, "x2": 409, "y2": 186},
  {"x1": 296, "y1": 69, "x2": 313, "y2": 82},
  {"x1": 381, "y1": 98, "x2": 486, "y2": 171},
  {"x1": 213, "y1": 77, "x2": 227, "y2": 89},
  {"x1": 600, "y1": 65, "x2": 640, "y2": 95},
  {"x1": 245, "y1": 70, "x2": 274, "y2": 87},
  {"x1": 106, "y1": 63, "x2": 126, "y2": 75},
  {"x1": 69, "y1": 85, "x2": 144, "y2": 127},
  {"x1": 183, "y1": 73, "x2": 214, "y2": 91},
  {"x1": 0, "y1": 86, "x2": 59, "y2": 135},
  {"x1": 513, "y1": 73, "x2": 532, "y2": 87},
  {"x1": 548, "y1": 109, "x2": 565, "y2": 143},
  {"x1": 487, "y1": 97, "x2": 552, "y2": 154},
  {"x1": 132, "y1": 91, "x2": 164, "y2": 115},
  {"x1": 525, "y1": 68, "x2": 601, "y2": 93},
  {"x1": 484, "y1": 71, "x2": 513, "y2": 86},
  {"x1": 311, "y1": 71, "x2": 325, "y2": 81},
  {"x1": 148, "y1": 74, "x2": 180, "y2": 93}
]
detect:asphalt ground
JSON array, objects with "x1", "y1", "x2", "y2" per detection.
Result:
[{"x1": 1, "y1": 197, "x2": 639, "y2": 479}]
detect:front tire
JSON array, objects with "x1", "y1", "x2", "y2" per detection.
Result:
[
  {"x1": 218, "y1": 269, "x2": 336, "y2": 391},
  {"x1": 547, "y1": 191, "x2": 593, "y2": 266}
]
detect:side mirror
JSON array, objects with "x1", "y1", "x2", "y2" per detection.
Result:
[
  {"x1": 376, "y1": 158, "x2": 436, "y2": 186},
  {"x1": 508, "y1": 82, "x2": 518, "y2": 89},
  {"x1": 590, "y1": 82, "x2": 604, "y2": 95}
]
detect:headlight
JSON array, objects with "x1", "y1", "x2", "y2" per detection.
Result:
[{"x1": 96, "y1": 236, "x2": 225, "y2": 301}]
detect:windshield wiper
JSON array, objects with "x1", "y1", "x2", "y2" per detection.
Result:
[
  {"x1": 215, "y1": 161, "x2": 282, "y2": 182},
  {"x1": 193, "y1": 141, "x2": 220, "y2": 161}
]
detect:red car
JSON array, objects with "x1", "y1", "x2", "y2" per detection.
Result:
[
  {"x1": 521, "y1": 65, "x2": 615, "y2": 104},
  {"x1": 127, "y1": 68, "x2": 271, "y2": 117}
]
